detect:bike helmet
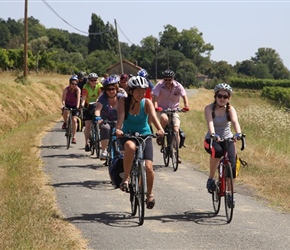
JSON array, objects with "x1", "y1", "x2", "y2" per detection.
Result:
[
  {"x1": 120, "y1": 74, "x2": 128, "y2": 81},
  {"x1": 88, "y1": 72, "x2": 98, "y2": 79},
  {"x1": 128, "y1": 76, "x2": 148, "y2": 89},
  {"x1": 77, "y1": 71, "x2": 86, "y2": 78},
  {"x1": 214, "y1": 83, "x2": 233, "y2": 94},
  {"x1": 109, "y1": 154, "x2": 124, "y2": 188},
  {"x1": 69, "y1": 75, "x2": 78, "y2": 83},
  {"x1": 162, "y1": 69, "x2": 175, "y2": 78},
  {"x1": 137, "y1": 69, "x2": 148, "y2": 78},
  {"x1": 103, "y1": 75, "x2": 120, "y2": 86}
]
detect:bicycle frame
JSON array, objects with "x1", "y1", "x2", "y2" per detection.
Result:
[
  {"x1": 90, "y1": 119, "x2": 100, "y2": 157},
  {"x1": 64, "y1": 107, "x2": 77, "y2": 149}
]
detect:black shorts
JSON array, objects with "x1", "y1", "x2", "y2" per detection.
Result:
[
  {"x1": 84, "y1": 102, "x2": 96, "y2": 121},
  {"x1": 118, "y1": 137, "x2": 153, "y2": 161},
  {"x1": 65, "y1": 104, "x2": 79, "y2": 116}
]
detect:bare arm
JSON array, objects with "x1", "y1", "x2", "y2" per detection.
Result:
[
  {"x1": 94, "y1": 101, "x2": 103, "y2": 117},
  {"x1": 62, "y1": 88, "x2": 67, "y2": 106},
  {"x1": 145, "y1": 99, "x2": 164, "y2": 136},
  {"x1": 76, "y1": 87, "x2": 81, "y2": 108},
  {"x1": 204, "y1": 104, "x2": 215, "y2": 135},
  {"x1": 115, "y1": 97, "x2": 125, "y2": 136},
  {"x1": 182, "y1": 95, "x2": 189, "y2": 108},
  {"x1": 152, "y1": 95, "x2": 159, "y2": 109},
  {"x1": 229, "y1": 106, "x2": 242, "y2": 134}
]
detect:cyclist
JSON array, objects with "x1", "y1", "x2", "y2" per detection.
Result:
[
  {"x1": 94, "y1": 75, "x2": 119, "y2": 160},
  {"x1": 77, "y1": 71, "x2": 87, "y2": 92},
  {"x1": 119, "y1": 73, "x2": 129, "y2": 92},
  {"x1": 115, "y1": 76, "x2": 164, "y2": 209},
  {"x1": 61, "y1": 75, "x2": 81, "y2": 144},
  {"x1": 204, "y1": 83, "x2": 242, "y2": 207},
  {"x1": 137, "y1": 68, "x2": 154, "y2": 100},
  {"x1": 81, "y1": 72, "x2": 103, "y2": 152},
  {"x1": 152, "y1": 69, "x2": 189, "y2": 163}
]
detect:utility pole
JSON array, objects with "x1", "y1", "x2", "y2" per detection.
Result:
[
  {"x1": 23, "y1": 0, "x2": 28, "y2": 78},
  {"x1": 114, "y1": 19, "x2": 123, "y2": 74},
  {"x1": 155, "y1": 39, "x2": 158, "y2": 83}
]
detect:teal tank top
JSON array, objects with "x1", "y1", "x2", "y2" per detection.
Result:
[{"x1": 122, "y1": 99, "x2": 151, "y2": 135}]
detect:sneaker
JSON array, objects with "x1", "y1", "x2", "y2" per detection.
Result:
[
  {"x1": 100, "y1": 150, "x2": 108, "y2": 160},
  {"x1": 206, "y1": 178, "x2": 216, "y2": 193},
  {"x1": 72, "y1": 138, "x2": 77, "y2": 144},
  {"x1": 227, "y1": 194, "x2": 235, "y2": 208},
  {"x1": 85, "y1": 144, "x2": 90, "y2": 152},
  {"x1": 62, "y1": 122, "x2": 67, "y2": 129}
]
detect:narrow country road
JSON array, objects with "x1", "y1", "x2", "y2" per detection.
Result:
[{"x1": 41, "y1": 120, "x2": 290, "y2": 250}]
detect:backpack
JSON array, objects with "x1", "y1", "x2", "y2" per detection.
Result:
[
  {"x1": 179, "y1": 128, "x2": 186, "y2": 148},
  {"x1": 109, "y1": 154, "x2": 124, "y2": 188}
]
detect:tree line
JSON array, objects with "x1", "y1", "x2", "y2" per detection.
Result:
[{"x1": 0, "y1": 15, "x2": 290, "y2": 87}]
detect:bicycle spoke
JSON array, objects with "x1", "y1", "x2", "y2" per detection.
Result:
[{"x1": 162, "y1": 135, "x2": 170, "y2": 167}]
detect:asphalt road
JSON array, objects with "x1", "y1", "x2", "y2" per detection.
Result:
[{"x1": 41, "y1": 120, "x2": 290, "y2": 250}]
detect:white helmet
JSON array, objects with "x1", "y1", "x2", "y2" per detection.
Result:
[
  {"x1": 214, "y1": 83, "x2": 232, "y2": 94},
  {"x1": 128, "y1": 76, "x2": 148, "y2": 89},
  {"x1": 88, "y1": 72, "x2": 98, "y2": 79}
]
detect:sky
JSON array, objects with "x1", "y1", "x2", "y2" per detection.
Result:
[{"x1": 1, "y1": 0, "x2": 290, "y2": 70}]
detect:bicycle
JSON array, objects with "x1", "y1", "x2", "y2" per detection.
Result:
[
  {"x1": 89, "y1": 118, "x2": 101, "y2": 158},
  {"x1": 122, "y1": 132, "x2": 157, "y2": 226},
  {"x1": 160, "y1": 108, "x2": 184, "y2": 171},
  {"x1": 102, "y1": 120, "x2": 121, "y2": 168},
  {"x1": 211, "y1": 134, "x2": 246, "y2": 223},
  {"x1": 63, "y1": 107, "x2": 77, "y2": 149}
]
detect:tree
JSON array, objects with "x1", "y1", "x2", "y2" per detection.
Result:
[
  {"x1": 0, "y1": 19, "x2": 11, "y2": 47},
  {"x1": 251, "y1": 47, "x2": 290, "y2": 79},
  {"x1": 29, "y1": 36, "x2": 49, "y2": 72},
  {"x1": 159, "y1": 25, "x2": 180, "y2": 50},
  {"x1": 176, "y1": 60, "x2": 198, "y2": 87}
]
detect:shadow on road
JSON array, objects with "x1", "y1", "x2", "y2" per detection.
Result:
[
  {"x1": 65, "y1": 210, "x2": 228, "y2": 227},
  {"x1": 50, "y1": 179, "x2": 113, "y2": 190}
]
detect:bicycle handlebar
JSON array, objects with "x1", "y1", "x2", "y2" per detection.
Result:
[
  {"x1": 161, "y1": 108, "x2": 185, "y2": 114},
  {"x1": 210, "y1": 134, "x2": 246, "y2": 151}
]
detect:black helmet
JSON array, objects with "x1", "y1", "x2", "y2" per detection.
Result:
[
  {"x1": 162, "y1": 69, "x2": 175, "y2": 78},
  {"x1": 109, "y1": 154, "x2": 124, "y2": 188},
  {"x1": 77, "y1": 71, "x2": 86, "y2": 78}
]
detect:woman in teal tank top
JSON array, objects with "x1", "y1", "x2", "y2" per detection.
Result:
[{"x1": 115, "y1": 76, "x2": 164, "y2": 209}]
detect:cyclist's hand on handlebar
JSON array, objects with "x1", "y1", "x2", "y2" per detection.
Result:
[
  {"x1": 156, "y1": 129, "x2": 165, "y2": 137},
  {"x1": 155, "y1": 107, "x2": 163, "y2": 112},
  {"x1": 182, "y1": 106, "x2": 189, "y2": 112},
  {"x1": 234, "y1": 133, "x2": 242, "y2": 141},
  {"x1": 115, "y1": 129, "x2": 123, "y2": 137},
  {"x1": 211, "y1": 133, "x2": 221, "y2": 142}
]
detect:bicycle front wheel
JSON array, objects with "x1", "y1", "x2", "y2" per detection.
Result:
[
  {"x1": 224, "y1": 164, "x2": 234, "y2": 223},
  {"x1": 66, "y1": 116, "x2": 72, "y2": 149},
  {"x1": 212, "y1": 167, "x2": 221, "y2": 214},
  {"x1": 94, "y1": 123, "x2": 101, "y2": 158},
  {"x1": 90, "y1": 126, "x2": 95, "y2": 155},
  {"x1": 136, "y1": 161, "x2": 146, "y2": 225},
  {"x1": 129, "y1": 171, "x2": 137, "y2": 216},
  {"x1": 171, "y1": 131, "x2": 179, "y2": 171},
  {"x1": 162, "y1": 135, "x2": 170, "y2": 167}
]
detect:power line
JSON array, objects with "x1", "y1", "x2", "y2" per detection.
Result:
[
  {"x1": 117, "y1": 22, "x2": 135, "y2": 45},
  {"x1": 42, "y1": 0, "x2": 109, "y2": 35}
]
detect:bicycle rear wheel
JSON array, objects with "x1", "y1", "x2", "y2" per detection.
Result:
[
  {"x1": 224, "y1": 164, "x2": 234, "y2": 223},
  {"x1": 136, "y1": 161, "x2": 145, "y2": 225},
  {"x1": 212, "y1": 167, "x2": 221, "y2": 214},
  {"x1": 162, "y1": 135, "x2": 170, "y2": 167},
  {"x1": 171, "y1": 131, "x2": 179, "y2": 171},
  {"x1": 66, "y1": 115, "x2": 72, "y2": 149}
]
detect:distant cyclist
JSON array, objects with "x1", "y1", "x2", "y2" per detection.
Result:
[
  {"x1": 119, "y1": 73, "x2": 129, "y2": 93},
  {"x1": 61, "y1": 75, "x2": 81, "y2": 144},
  {"x1": 137, "y1": 68, "x2": 154, "y2": 100},
  {"x1": 77, "y1": 71, "x2": 87, "y2": 92},
  {"x1": 94, "y1": 75, "x2": 119, "y2": 160},
  {"x1": 81, "y1": 72, "x2": 103, "y2": 152},
  {"x1": 152, "y1": 69, "x2": 189, "y2": 163}
]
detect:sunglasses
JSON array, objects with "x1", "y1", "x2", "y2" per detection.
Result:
[
  {"x1": 90, "y1": 79, "x2": 97, "y2": 82},
  {"x1": 217, "y1": 94, "x2": 229, "y2": 99},
  {"x1": 70, "y1": 83, "x2": 78, "y2": 85},
  {"x1": 120, "y1": 81, "x2": 126, "y2": 84},
  {"x1": 164, "y1": 78, "x2": 172, "y2": 82},
  {"x1": 107, "y1": 88, "x2": 116, "y2": 91}
]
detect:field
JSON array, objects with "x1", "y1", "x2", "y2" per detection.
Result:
[{"x1": 0, "y1": 72, "x2": 289, "y2": 249}]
